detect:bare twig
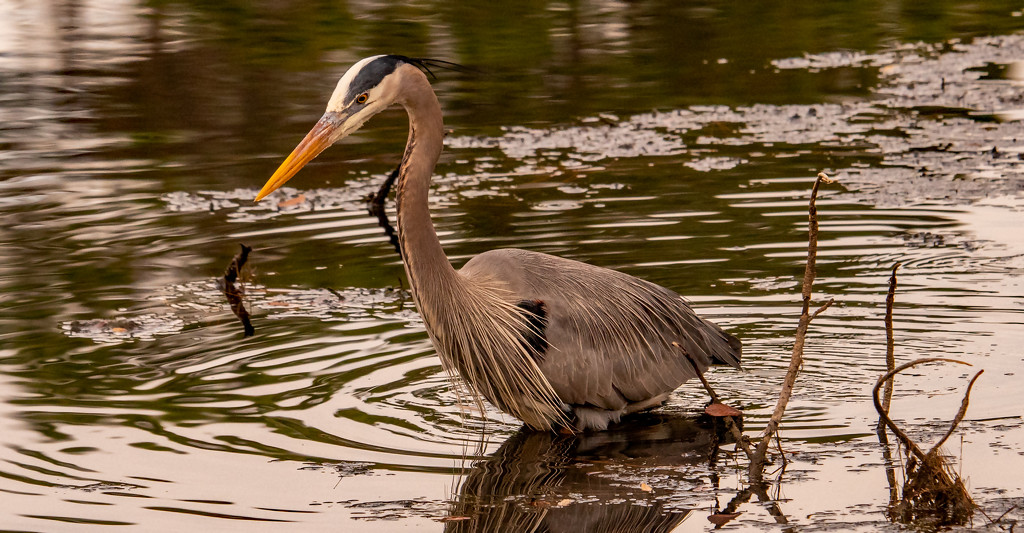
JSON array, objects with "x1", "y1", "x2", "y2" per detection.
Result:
[
  {"x1": 988, "y1": 504, "x2": 1018, "y2": 526},
  {"x1": 875, "y1": 263, "x2": 902, "y2": 509},
  {"x1": 877, "y1": 263, "x2": 902, "y2": 430},
  {"x1": 928, "y1": 370, "x2": 984, "y2": 456},
  {"x1": 367, "y1": 167, "x2": 402, "y2": 254},
  {"x1": 872, "y1": 357, "x2": 971, "y2": 462},
  {"x1": 369, "y1": 167, "x2": 400, "y2": 207},
  {"x1": 875, "y1": 357, "x2": 980, "y2": 525},
  {"x1": 964, "y1": 415, "x2": 1020, "y2": 422},
  {"x1": 221, "y1": 244, "x2": 255, "y2": 337},
  {"x1": 811, "y1": 299, "x2": 834, "y2": 319},
  {"x1": 749, "y1": 172, "x2": 834, "y2": 482},
  {"x1": 675, "y1": 343, "x2": 755, "y2": 461}
]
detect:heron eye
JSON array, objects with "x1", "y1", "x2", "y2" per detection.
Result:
[{"x1": 356, "y1": 93, "x2": 368, "y2": 104}]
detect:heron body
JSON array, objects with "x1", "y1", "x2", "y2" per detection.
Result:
[{"x1": 256, "y1": 55, "x2": 741, "y2": 431}]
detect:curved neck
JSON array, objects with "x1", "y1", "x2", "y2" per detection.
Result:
[
  {"x1": 394, "y1": 71, "x2": 458, "y2": 320},
  {"x1": 390, "y1": 70, "x2": 568, "y2": 430}
]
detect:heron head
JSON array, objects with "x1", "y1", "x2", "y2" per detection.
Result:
[{"x1": 254, "y1": 55, "x2": 417, "y2": 202}]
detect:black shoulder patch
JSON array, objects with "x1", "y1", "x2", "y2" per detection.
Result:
[
  {"x1": 516, "y1": 299, "x2": 549, "y2": 362},
  {"x1": 345, "y1": 55, "x2": 407, "y2": 103}
]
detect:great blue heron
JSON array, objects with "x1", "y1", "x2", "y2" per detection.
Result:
[{"x1": 255, "y1": 55, "x2": 741, "y2": 431}]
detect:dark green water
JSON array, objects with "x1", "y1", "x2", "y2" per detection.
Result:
[{"x1": 1, "y1": 1, "x2": 1023, "y2": 530}]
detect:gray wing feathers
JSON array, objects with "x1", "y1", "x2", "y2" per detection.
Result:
[{"x1": 460, "y1": 248, "x2": 741, "y2": 411}]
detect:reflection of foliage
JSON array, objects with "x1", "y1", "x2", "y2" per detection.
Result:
[
  {"x1": 73, "y1": 0, "x2": 1024, "y2": 157},
  {"x1": 162, "y1": 0, "x2": 355, "y2": 68}
]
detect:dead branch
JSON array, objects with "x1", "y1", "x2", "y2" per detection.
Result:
[
  {"x1": 221, "y1": 243, "x2": 254, "y2": 337},
  {"x1": 873, "y1": 358, "x2": 968, "y2": 461},
  {"x1": 223, "y1": 243, "x2": 252, "y2": 283},
  {"x1": 872, "y1": 357, "x2": 971, "y2": 462},
  {"x1": 873, "y1": 357, "x2": 980, "y2": 526},
  {"x1": 877, "y1": 263, "x2": 902, "y2": 431},
  {"x1": 928, "y1": 370, "x2": 984, "y2": 456},
  {"x1": 368, "y1": 166, "x2": 400, "y2": 207},
  {"x1": 749, "y1": 171, "x2": 834, "y2": 482},
  {"x1": 367, "y1": 167, "x2": 402, "y2": 255},
  {"x1": 675, "y1": 343, "x2": 755, "y2": 461},
  {"x1": 874, "y1": 262, "x2": 902, "y2": 510}
]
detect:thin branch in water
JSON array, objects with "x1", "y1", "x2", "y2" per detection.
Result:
[
  {"x1": 674, "y1": 342, "x2": 755, "y2": 462},
  {"x1": 369, "y1": 167, "x2": 400, "y2": 207},
  {"x1": 878, "y1": 262, "x2": 902, "y2": 429},
  {"x1": 367, "y1": 167, "x2": 402, "y2": 255},
  {"x1": 221, "y1": 243, "x2": 254, "y2": 337},
  {"x1": 987, "y1": 504, "x2": 1018, "y2": 527},
  {"x1": 875, "y1": 263, "x2": 902, "y2": 508},
  {"x1": 774, "y1": 431, "x2": 788, "y2": 471},
  {"x1": 872, "y1": 357, "x2": 980, "y2": 526},
  {"x1": 749, "y1": 171, "x2": 835, "y2": 483},
  {"x1": 872, "y1": 357, "x2": 971, "y2": 463},
  {"x1": 927, "y1": 369, "x2": 984, "y2": 456}
]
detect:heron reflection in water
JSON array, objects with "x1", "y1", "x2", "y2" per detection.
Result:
[
  {"x1": 255, "y1": 55, "x2": 741, "y2": 431},
  {"x1": 446, "y1": 413, "x2": 730, "y2": 532}
]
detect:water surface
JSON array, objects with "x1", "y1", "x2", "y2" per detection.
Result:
[{"x1": 1, "y1": 1, "x2": 1023, "y2": 531}]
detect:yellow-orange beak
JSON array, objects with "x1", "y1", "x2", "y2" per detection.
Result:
[{"x1": 255, "y1": 113, "x2": 344, "y2": 202}]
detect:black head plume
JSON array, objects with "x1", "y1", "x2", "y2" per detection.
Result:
[{"x1": 394, "y1": 56, "x2": 473, "y2": 79}]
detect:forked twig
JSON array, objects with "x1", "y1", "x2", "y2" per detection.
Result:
[
  {"x1": 749, "y1": 172, "x2": 835, "y2": 482},
  {"x1": 874, "y1": 357, "x2": 981, "y2": 525},
  {"x1": 876, "y1": 358, "x2": 970, "y2": 460}
]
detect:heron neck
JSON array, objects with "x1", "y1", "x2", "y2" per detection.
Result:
[{"x1": 395, "y1": 79, "x2": 458, "y2": 315}]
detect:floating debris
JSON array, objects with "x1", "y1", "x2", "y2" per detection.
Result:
[
  {"x1": 162, "y1": 36, "x2": 1024, "y2": 225},
  {"x1": 63, "y1": 315, "x2": 185, "y2": 343},
  {"x1": 276, "y1": 193, "x2": 307, "y2": 209},
  {"x1": 299, "y1": 461, "x2": 374, "y2": 478},
  {"x1": 771, "y1": 49, "x2": 897, "y2": 71},
  {"x1": 704, "y1": 402, "x2": 742, "y2": 417},
  {"x1": 446, "y1": 122, "x2": 687, "y2": 160},
  {"x1": 61, "y1": 281, "x2": 415, "y2": 344},
  {"x1": 162, "y1": 179, "x2": 383, "y2": 220},
  {"x1": 684, "y1": 156, "x2": 748, "y2": 172}
]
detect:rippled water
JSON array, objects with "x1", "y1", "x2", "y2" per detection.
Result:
[{"x1": 2, "y1": 2, "x2": 1024, "y2": 531}]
